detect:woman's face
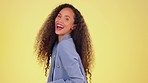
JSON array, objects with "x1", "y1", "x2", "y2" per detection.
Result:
[{"x1": 55, "y1": 8, "x2": 75, "y2": 36}]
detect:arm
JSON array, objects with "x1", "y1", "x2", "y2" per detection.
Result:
[{"x1": 48, "y1": 40, "x2": 85, "y2": 83}]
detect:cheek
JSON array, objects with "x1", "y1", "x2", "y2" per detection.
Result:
[
  {"x1": 65, "y1": 23, "x2": 73, "y2": 29},
  {"x1": 64, "y1": 21, "x2": 74, "y2": 27}
]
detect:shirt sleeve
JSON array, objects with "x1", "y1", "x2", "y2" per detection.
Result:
[{"x1": 48, "y1": 40, "x2": 86, "y2": 83}]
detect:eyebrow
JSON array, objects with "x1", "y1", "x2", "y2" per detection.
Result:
[
  {"x1": 58, "y1": 13, "x2": 62, "y2": 15},
  {"x1": 65, "y1": 15, "x2": 70, "y2": 18},
  {"x1": 58, "y1": 13, "x2": 71, "y2": 18}
]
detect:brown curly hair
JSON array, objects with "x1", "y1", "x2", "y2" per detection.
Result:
[{"x1": 35, "y1": 3, "x2": 93, "y2": 83}]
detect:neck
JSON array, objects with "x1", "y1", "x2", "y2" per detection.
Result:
[
  {"x1": 58, "y1": 35, "x2": 64, "y2": 42},
  {"x1": 58, "y1": 33, "x2": 71, "y2": 42}
]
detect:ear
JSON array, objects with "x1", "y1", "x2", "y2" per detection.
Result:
[{"x1": 71, "y1": 24, "x2": 77, "y2": 30}]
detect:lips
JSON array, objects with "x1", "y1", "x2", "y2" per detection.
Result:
[{"x1": 56, "y1": 23, "x2": 64, "y2": 31}]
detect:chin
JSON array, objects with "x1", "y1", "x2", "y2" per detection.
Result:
[{"x1": 55, "y1": 31, "x2": 63, "y2": 35}]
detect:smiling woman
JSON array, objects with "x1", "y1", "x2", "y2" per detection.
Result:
[
  {"x1": 34, "y1": 3, "x2": 93, "y2": 83},
  {"x1": 55, "y1": 8, "x2": 76, "y2": 42}
]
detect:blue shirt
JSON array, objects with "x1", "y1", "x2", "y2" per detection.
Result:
[{"x1": 47, "y1": 34, "x2": 87, "y2": 83}]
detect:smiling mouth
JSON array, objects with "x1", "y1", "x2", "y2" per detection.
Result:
[{"x1": 56, "y1": 24, "x2": 64, "y2": 31}]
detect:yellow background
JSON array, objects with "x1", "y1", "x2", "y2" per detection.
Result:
[{"x1": 0, "y1": 0, "x2": 148, "y2": 83}]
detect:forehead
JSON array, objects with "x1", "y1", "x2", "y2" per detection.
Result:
[{"x1": 59, "y1": 8, "x2": 75, "y2": 17}]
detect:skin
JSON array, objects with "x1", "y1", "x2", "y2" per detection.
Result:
[{"x1": 55, "y1": 8, "x2": 76, "y2": 42}]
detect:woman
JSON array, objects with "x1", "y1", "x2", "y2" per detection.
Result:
[{"x1": 35, "y1": 3, "x2": 93, "y2": 83}]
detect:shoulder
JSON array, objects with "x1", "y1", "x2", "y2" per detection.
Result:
[
  {"x1": 57, "y1": 38, "x2": 79, "y2": 60},
  {"x1": 58, "y1": 38, "x2": 75, "y2": 49}
]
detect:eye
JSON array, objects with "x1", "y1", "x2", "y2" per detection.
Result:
[
  {"x1": 57, "y1": 15, "x2": 61, "y2": 18},
  {"x1": 65, "y1": 18, "x2": 69, "y2": 21}
]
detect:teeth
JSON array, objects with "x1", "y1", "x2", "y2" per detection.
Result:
[{"x1": 57, "y1": 24, "x2": 63, "y2": 28}]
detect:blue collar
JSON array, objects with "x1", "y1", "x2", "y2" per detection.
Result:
[{"x1": 60, "y1": 34, "x2": 71, "y2": 41}]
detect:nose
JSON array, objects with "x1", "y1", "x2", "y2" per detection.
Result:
[{"x1": 57, "y1": 17, "x2": 64, "y2": 23}]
